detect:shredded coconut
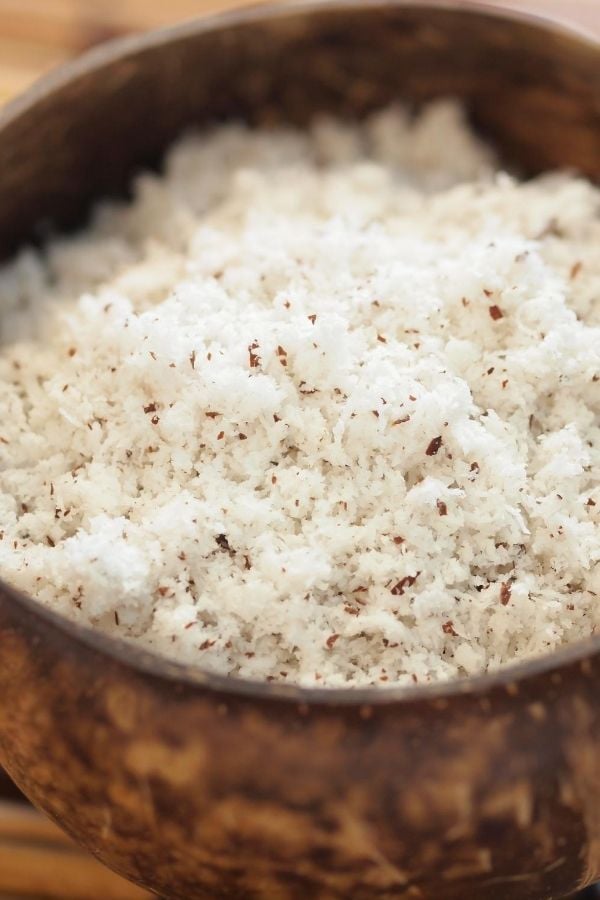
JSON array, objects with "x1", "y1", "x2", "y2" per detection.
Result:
[{"x1": 0, "y1": 100, "x2": 598, "y2": 686}]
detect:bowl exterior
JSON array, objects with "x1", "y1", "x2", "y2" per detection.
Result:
[{"x1": 1, "y1": 583, "x2": 600, "y2": 899}]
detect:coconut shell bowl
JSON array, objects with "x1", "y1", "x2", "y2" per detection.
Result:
[{"x1": 0, "y1": 2, "x2": 598, "y2": 898}]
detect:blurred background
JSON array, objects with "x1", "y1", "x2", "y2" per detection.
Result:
[
  {"x1": 0, "y1": 0, "x2": 598, "y2": 105},
  {"x1": 0, "y1": 0, "x2": 598, "y2": 898}
]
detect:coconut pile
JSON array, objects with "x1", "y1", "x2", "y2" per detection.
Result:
[{"x1": 0, "y1": 101, "x2": 598, "y2": 687}]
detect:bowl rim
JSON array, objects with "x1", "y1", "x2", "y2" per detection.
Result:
[
  {"x1": 0, "y1": 0, "x2": 599, "y2": 132},
  {"x1": 0, "y1": 0, "x2": 598, "y2": 708}
]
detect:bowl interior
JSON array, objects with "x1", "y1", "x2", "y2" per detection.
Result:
[
  {"x1": 0, "y1": 0, "x2": 598, "y2": 702},
  {"x1": 0, "y1": 0, "x2": 598, "y2": 264}
]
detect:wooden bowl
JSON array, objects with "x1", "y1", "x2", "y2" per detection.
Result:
[{"x1": 0, "y1": 3, "x2": 598, "y2": 898}]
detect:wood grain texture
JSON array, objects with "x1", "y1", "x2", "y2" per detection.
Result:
[
  {"x1": 0, "y1": 0, "x2": 597, "y2": 102},
  {"x1": 0, "y1": 803, "x2": 152, "y2": 900}
]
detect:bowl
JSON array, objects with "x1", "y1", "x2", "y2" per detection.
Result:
[{"x1": 0, "y1": 3, "x2": 598, "y2": 898}]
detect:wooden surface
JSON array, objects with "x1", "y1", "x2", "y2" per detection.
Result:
[
  {"x1": 0, "y1": 803, "x2": 151, "y2": 900},
  {"x1": 0, "y1": 766, "x2": 150, "y2": 897},
  {"x1": 0, "y1": 0, "x2": 597, "y2": 898},
  {"x1": 0, "y1": 0, "x2": 597, "y2": 103}
]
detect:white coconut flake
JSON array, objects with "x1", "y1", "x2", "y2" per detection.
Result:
[{"x1": 0, "y1": 100, "x2": 598, "y2": 687}]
